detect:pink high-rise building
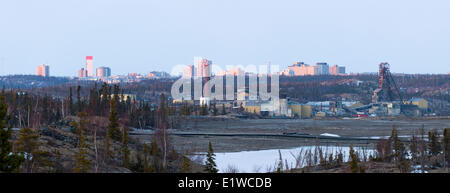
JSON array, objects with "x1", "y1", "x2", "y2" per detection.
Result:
[
  {"x1": 329, "y1": 64, "x2": 346, "y2": 75},
  {"x1": 36, "y1": 64, "x2": 49, "y2": 77},
  {"x1": 182, "y1": 65, "x2": 194, "y2": 78},
  {"x1": 329, "y1": 64, "x2": 339, "y2": 75},
  {"x1": 194, "y1": 57, "x2": 212, "y2": 78},
  {"x1": 86, "y1": 56, "x2": 94, "y2": 77}
]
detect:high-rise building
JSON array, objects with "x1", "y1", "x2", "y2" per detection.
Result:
[
  {"x1": 315, "y1": 62, "x2": 329, "y2": 75},
  {"x1": 78, "y1": 68, "x2": 88, "y2": 78},
  {"x1": 36, "y1": 64, "x2": 49, "y2": 77},
  {"x1": 338, "y1": 66, "x2": 346, "y2": 74},
  {"x1": 280, "y1": 62, "x2": 316, "y2": 76},
  {"x1": 329, "y1": 65, "x2": 346, "y2": 75},
  {"x1": 182, "y1": 65, "x2": 194, "y2": 78},
  {"x1": 86, "y1": 56, "x2": 94, "y2": 77},
  {"x1": 96, "y1": 66, "x2": 111, "y2": 77},
  {"x1": 281, "y1": 61, "x2": 346, "y2": 76},
  {"x1": 194, "y1": 57, "x2": 212, "y2": 78},
  {"x1": 329, "y1": 65, "x2": 338, "y2": 75}
]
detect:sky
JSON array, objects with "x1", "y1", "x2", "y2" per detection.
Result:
[{"x1": 0, "y1": 0, "x2": 449, "y2": 76}]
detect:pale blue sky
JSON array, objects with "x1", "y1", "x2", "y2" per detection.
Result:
[{"x1": 0, "y1": 0, "x2": 449, "y2": 76}]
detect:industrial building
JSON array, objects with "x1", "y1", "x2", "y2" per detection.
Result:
[{"x1": 243, "y1": 99, "x2": 312, "y2": 118}]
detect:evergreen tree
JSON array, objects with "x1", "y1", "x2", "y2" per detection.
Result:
[
  {"x1": 69, "y1": 87, "x2": 74, "y2": 115},
  {"x1": 41, "y1": 95, "x2": 50, "y2": 125},
  {"x1": 72, "y1": 112, "x2": 91, "y2": 173},
  {"x1": 147, "y1": 140, "x2": 160, "y2": 173},
  {"x1": 150, "y1": 140, "x2": 159, "y2": 157},
  {"x1": 15, "y1": 128, "x2": 43, "y2": 173},
  {"x1": 180, "y1": 154, "x2": 192, "y2": 173},
  {"x1": 108, "y1": 98, "x2": 121, "y2": 142},
  {"x1": 143, "y1": 143, "x2": 151, "y2": 173},
  {"x1": 104, "y1": 126, "x2": 111, "y2": 162},
  {"x1": 442, "y1": 128, "x2": 450, "y2": 168},
  {"x1": 0, "y1": 96, "x2": 24, "y2": 172},
  {"x1": 204, "y1": 141, "x2": 218, "y2": 173},
  {"x1": 428, "y1": 130, "x2": 441, "y2": 156},
  {"x1": 390, "y1": 126, "x2": 407, "y2": 164},
  {"x1": 76, "y1": 85, "x2": 82, "y2": 113},
  {"x1": 349, "y1": 145, "x2": 364, "y2": 173},
  {"x1": 121, "y1": 127, "x2": 130, "y2": 168},
  {"x1": 89, "y1": 83, "x2": 99, "y2": 116}
]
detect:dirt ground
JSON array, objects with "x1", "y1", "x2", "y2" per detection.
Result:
[{"x1": 134, "y1": 117, "x2": 450, "y2": 153}]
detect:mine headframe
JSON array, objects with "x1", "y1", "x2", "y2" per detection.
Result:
[{"x1": 374, "y1": 62, "x2": 404, "y2": 102}]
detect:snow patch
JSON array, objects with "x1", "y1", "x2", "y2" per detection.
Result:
[{"x1": 320, "y1": 133, "x2": 340, "y2": 137}]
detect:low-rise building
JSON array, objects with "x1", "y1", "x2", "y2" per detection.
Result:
[
  {"x1": 408, "y1": 98, "x2": 428, "y2": 109},
  {"x1": 244, "y1": 101, "x2": 261, "y2": 115}
]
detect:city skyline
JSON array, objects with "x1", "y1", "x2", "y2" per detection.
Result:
[
  {"x1": 1, "y1": 0, "x2": 450, "y2": 76},
  {"x1": 4, "y1": 56, "x2": 449, "y2": 78}
]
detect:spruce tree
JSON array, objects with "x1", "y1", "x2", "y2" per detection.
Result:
[
  {"x1": 69, "y1": 87, "x2": 74, "y2": 115},
  {"x1": 76, "y1": 85, "x2": 82, "y2": 113},
  {"x1": 122, "y1": 127, "x2": 130, "y2": 168},
  {"x1": 390, "y1": 126, "x2": 407, "y2": 164},
  {"x1": 180, "y1": 156, "x2": 192, "y2": 173},
  {"x1": 349, "y1": 145, "x2": 362, "y2": 173},
  {"x1": 143, "y1": 143, "x2": 151, "y2": 173},
  {"x1": 428, "y1": 130, "x2": 441, "y2": 156},
  {"x1": 0, "y1": 96, "x2": 24, "y2": 172},
  {"x1": 15, "y1": 128, "x2": 43, "y2": 173},
  {"x1": 104, "y1": 126, "x2": 111, "y2": 162},
  {"x1": 108, "y1": 98, "x2": 121, "y2": 142},
  {"x1": 205, "y1": 141, "x2": 218, "y2": 173},
  {"x1": 73, "y1": 112, "x2": 91, "y2": 173},
  {"x1": 442, "y1": 128, "x2": 450, "y2": 168}
]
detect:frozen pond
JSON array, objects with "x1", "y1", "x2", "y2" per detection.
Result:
[{"x1": 193, "y1": 145, "x2": 375, "y2": 173}]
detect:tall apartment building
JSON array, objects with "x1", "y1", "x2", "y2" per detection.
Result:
[
  {"x1": 194, "y1": 57, "x2": 212, "y2": 78},
  {"x1": 96, "y1": 66, "x2": 111, "y2": 77},
  {"x1": 282, "y1": 61, "x2": 346, "y2": 76},
  {"x1": 36, "y1": 64, "x2": 49, "y2": 77},
  {"x1": 315, "y1": 62, "x2": 330, "y2": 75},
  {"x1": 330, "y1": 64, "x2": 339, "y2": 75},
  {"x1": 329, "y1": 64, "x2": 346, "y2": 75},
  {"x1": 182, "y1": 65, "x2": 194, "y2": 78},
  {"x1": 338, "y1": 66, "x2": 346, "y2": 74},
  {"x1": 86, "y1": 56, "x2": 94, "y2": 77}
]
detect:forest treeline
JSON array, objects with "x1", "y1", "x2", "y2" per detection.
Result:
[{"x1": 0, "y1": 83, "x2": 220, "y2": 173}]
